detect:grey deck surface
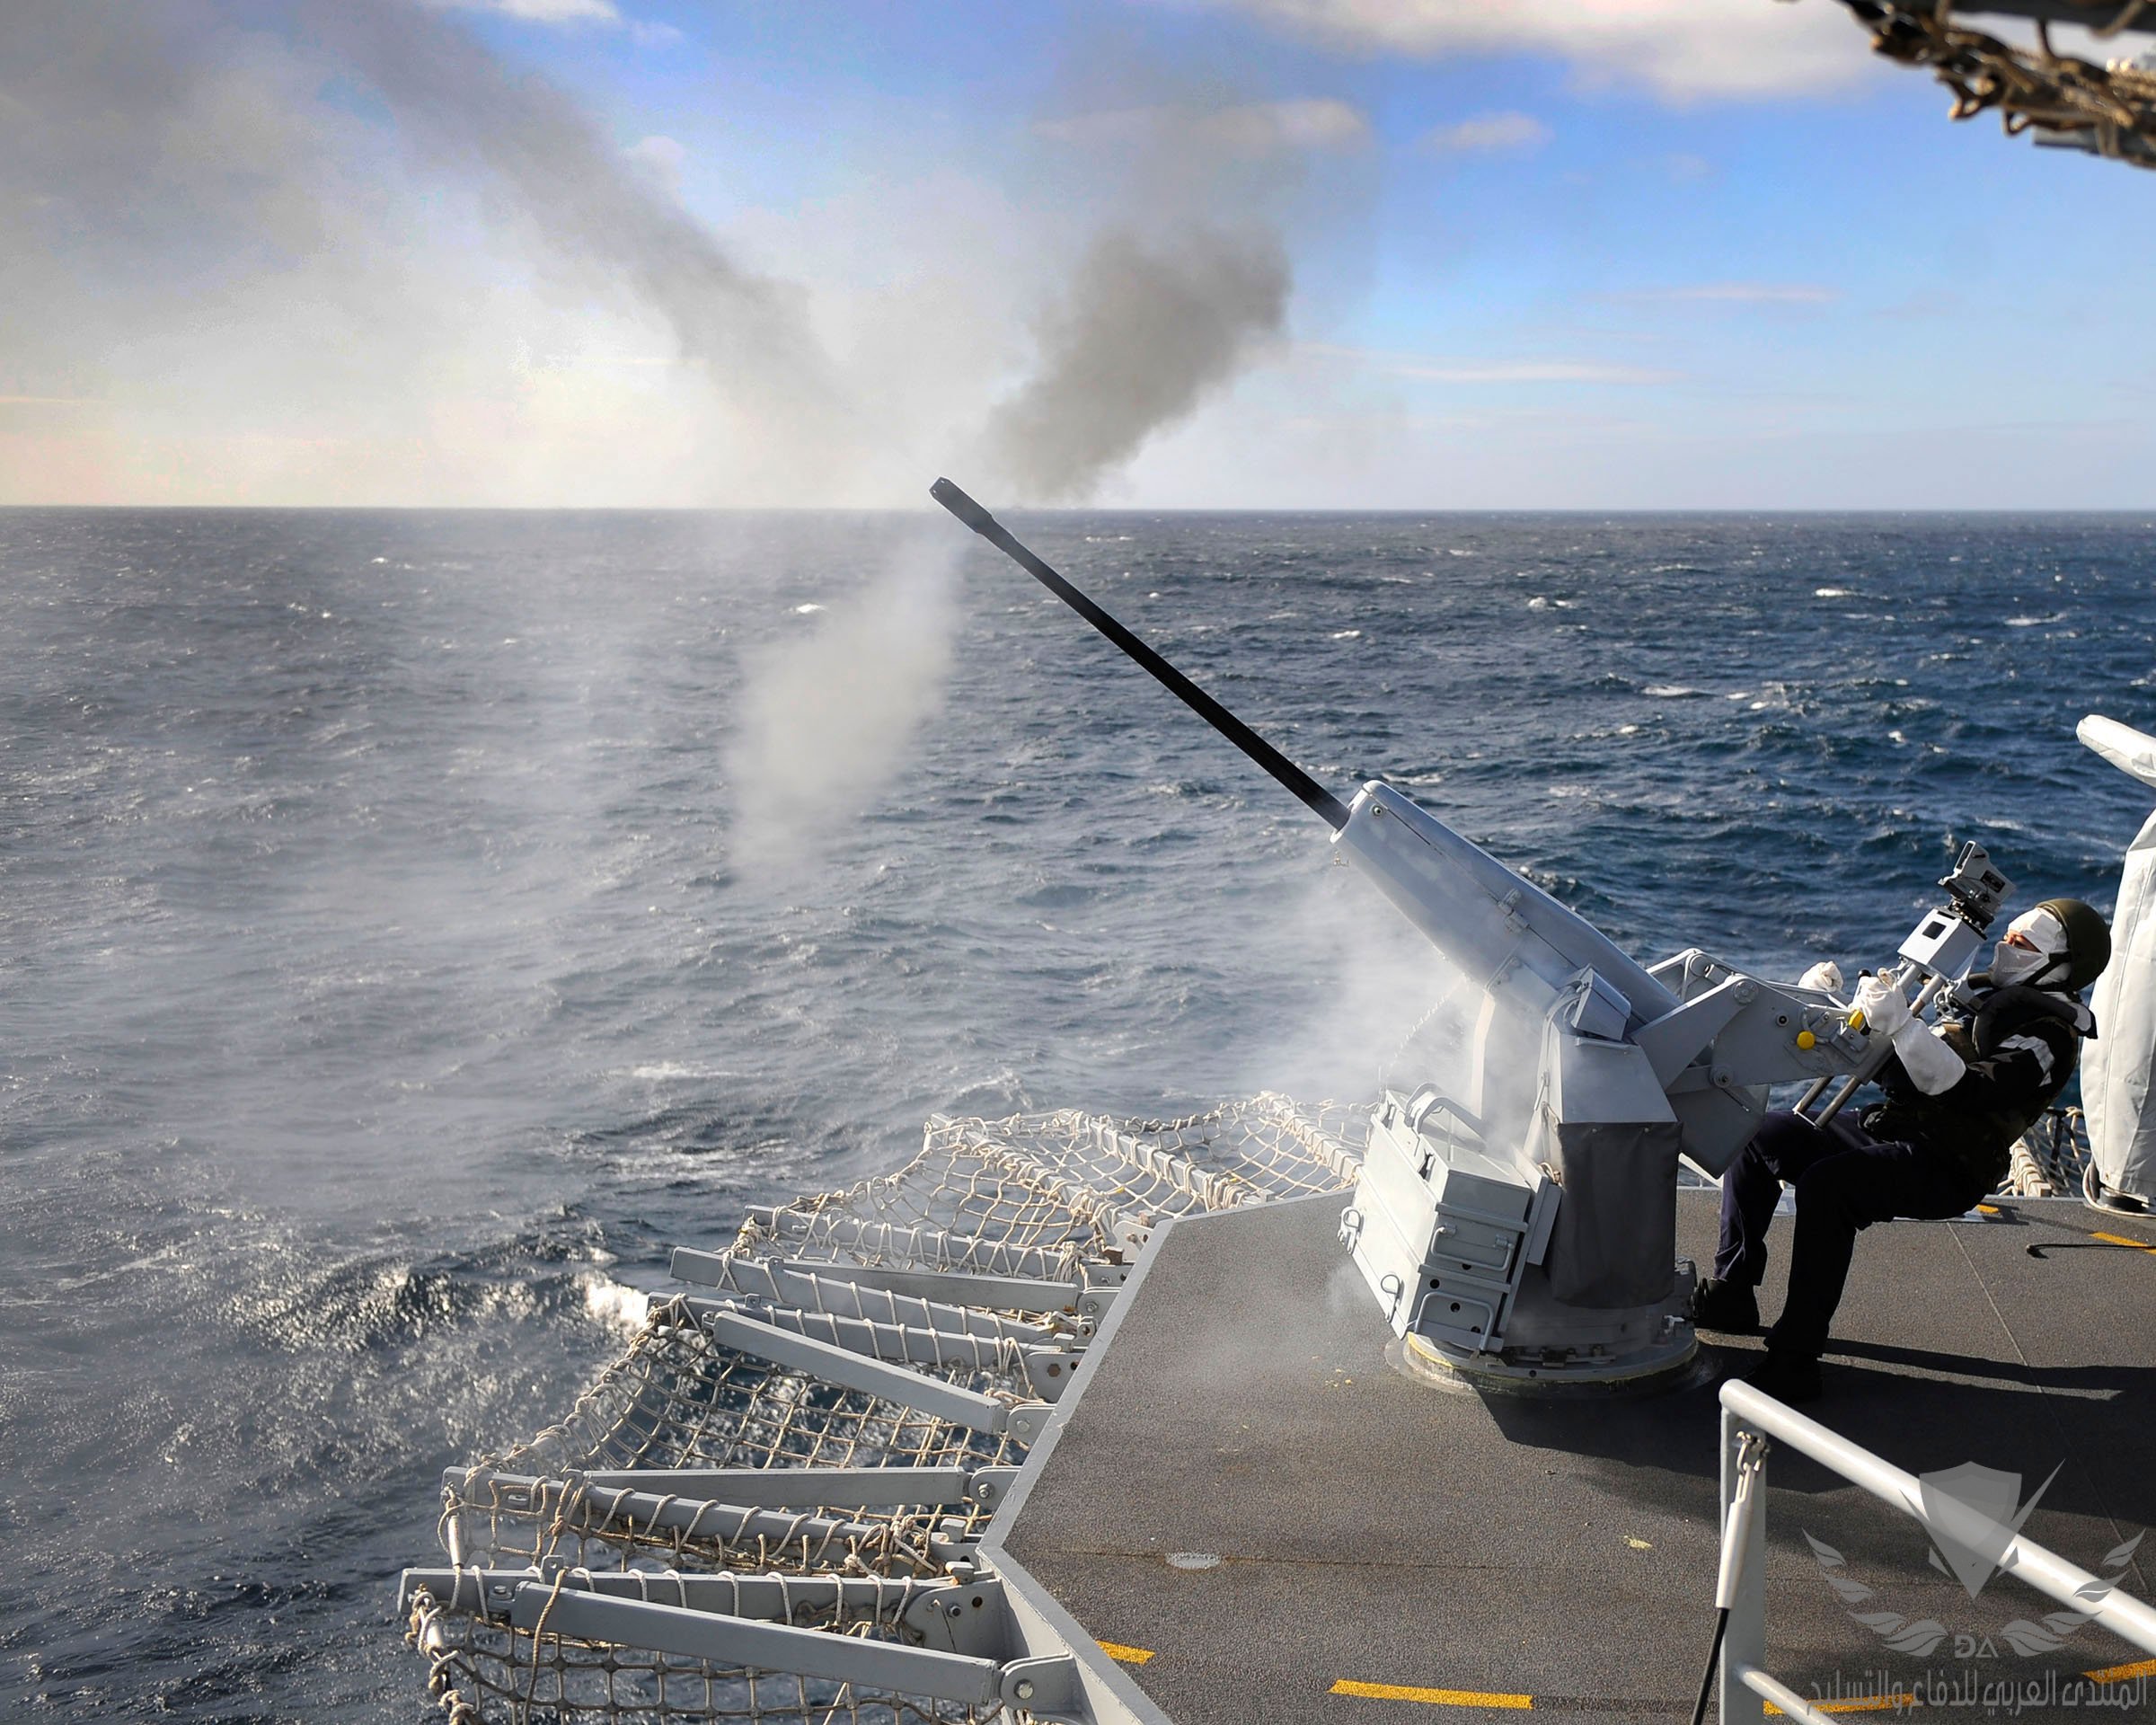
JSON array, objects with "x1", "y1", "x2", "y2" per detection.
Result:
[{"x1": 1001, "y1": 1190, "x2": 2156, "y2": 1723}]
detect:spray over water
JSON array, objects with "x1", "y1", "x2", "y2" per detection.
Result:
[{"x1": 723, "y1": 535, "x2": 962, "y2": 868}]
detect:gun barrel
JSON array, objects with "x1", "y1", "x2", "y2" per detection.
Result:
[{"x1": 931, "y1": 478, "x2": 1350, "y2": 831}]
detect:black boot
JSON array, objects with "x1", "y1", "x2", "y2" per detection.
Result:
[
  {"x1": 1689, "y1": 1277, "x2": 1760, "y2": 1333},
  {"x1": 1744, "y1": 1349, "x2": 1823, "y2": 1405}
]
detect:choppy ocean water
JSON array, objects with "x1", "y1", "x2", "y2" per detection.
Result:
[{"x1": 3, "y1": 507, "x2": 2153, "y2": 1721}]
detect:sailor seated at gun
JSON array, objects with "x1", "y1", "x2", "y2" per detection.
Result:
[{"x1": 1690, "y1": 898, "x2": 2109, "y2": 1404}]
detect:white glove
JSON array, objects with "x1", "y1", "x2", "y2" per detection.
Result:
[
  {"x1": 1891, "y1": 1018, "x2": 1967, "y2": 1096},
  {"x1": 1852, "y1": 972, "x2": 1912, "y2": 1039},
  {"x1": 1798, "y1": 960, "x2": 1844, "y2": 995}
]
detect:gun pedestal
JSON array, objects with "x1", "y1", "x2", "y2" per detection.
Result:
[{"x1": 1348, "y1": 1084, "x2": 1702, "y2": 1396}]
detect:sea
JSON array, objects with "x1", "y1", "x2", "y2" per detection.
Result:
[{"x1": 3, "y1": 508, "x2": 2152, "y2": 1722}]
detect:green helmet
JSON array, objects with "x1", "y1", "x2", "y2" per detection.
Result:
[{"x1": 2035, "y1": 898, "x2": 2111, "y2": 991}]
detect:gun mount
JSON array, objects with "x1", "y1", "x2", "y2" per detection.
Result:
[{"x1": 932, "y1": 480, "x2": 2002, "y2": 1392}]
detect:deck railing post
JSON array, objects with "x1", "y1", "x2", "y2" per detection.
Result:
[{"x1": 1719, "y1": 1403, "x2": 1768, "y2": 1725}]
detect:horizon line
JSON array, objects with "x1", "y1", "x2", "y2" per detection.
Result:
[{"x1": 5, "y1": 502, "x2": 2156, "y2": 517}]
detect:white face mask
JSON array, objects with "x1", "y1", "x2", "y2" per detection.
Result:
[
  {"x1": 1990, "y1": 942, "x2": 2046, "y2": 987},
  {"x1": 1991, "y1": 907, "x2": 2067, "y2": 989}
]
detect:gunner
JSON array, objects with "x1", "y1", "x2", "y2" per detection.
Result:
[{"x1": 1691, "y1": 898, "x2": 2110, "y2": 1402}]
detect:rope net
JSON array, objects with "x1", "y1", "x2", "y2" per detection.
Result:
[
  {"x1": 736, "y1": 1093, "x2": 1369, "y2": 1279},
  {"x1": 406, "y1": 1582, "x2": 1021, "y2": 1725},
  {"x1": 1840, "y1": 0, "x2": 2156, "y2": 167},
  {"x1": 410, "y1": 1094, "x2": 1363, "y2": 1724},
  {"x1": 2004, "y1": 1104, "x2": 2094, "y2": 1196}
]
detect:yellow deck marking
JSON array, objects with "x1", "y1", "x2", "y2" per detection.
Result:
[
  {"x1": 2085, "y1": 1657, "x2": 2156, "y2": 1682},
  {"x1": 1765, "y1": 1695, "x2": 1916, "y2": 1714},
  {"x1": 1331, "y1": 1679, "x2": 1533, "y2": 1709},
  {"x1": 1099, "y1": 1641, "x2": 1155, "y2": 1665},
  {"x1": 2092, "y1": 1231, "x2": 2156, "y2": 1255}
]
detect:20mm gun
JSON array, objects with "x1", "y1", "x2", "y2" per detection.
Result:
[{"x1": 932, "y1": 479, "x2": 2005, "y2": 1392}]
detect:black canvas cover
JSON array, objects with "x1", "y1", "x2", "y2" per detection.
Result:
[{"x1": 1545, "y1": 1119, "x2": 1682, "y2": 1308}]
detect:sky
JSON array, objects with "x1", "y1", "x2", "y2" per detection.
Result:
[{"x1": 4, "y1": 0, "x2": 2154, "y2": 509}]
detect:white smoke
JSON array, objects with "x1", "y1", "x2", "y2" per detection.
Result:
[{"x1": 724, "y1": 536, "x2": 960, "y2": 867}]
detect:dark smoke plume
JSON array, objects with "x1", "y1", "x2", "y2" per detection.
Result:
[
  {"x1": 980, "y1": 225, "x2": 1290, "y2": 503},
  {"x1": 4, "y1": 1, "x2": 1310, "y2": 509}
]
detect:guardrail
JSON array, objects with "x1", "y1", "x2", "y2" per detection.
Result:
[{"x1": 1713, "y1": 1379, "x2": 2156, "y2": 1724}]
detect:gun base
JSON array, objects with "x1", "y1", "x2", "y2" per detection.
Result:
[{"x1": 1392, "y1": 1318, "x2": 1704, "y2": 1400}]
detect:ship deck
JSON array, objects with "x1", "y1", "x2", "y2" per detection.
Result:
[{"x1": 989, "y1": 1189, "x2": 2156, "y2": 1724}]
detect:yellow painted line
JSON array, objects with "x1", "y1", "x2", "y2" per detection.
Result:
[
  {"x1": 2092, "y1": 1231, "x2": 2156, "y2": 1255},
  {"x1": 2085, "y1": 1657, "x2": 2156, "y2": 1682},
  {"x1": 1099, "y1": 1641, "x2": 1155, "y2": 1665},
  {"x1": 1331, "y1": 1678, "x2": 1533, "y2": 1709},
  {"x1": 1765, "y1": 1696, "x2": 1916, "y2": 1715}
]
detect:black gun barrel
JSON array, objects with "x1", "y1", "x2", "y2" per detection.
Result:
[{"x1": 931, "y1": 478, "x2": 1350, "y2": 832}]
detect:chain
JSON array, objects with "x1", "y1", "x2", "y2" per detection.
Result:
[{"x1": 1840, "y1": 0, "x2": 2156, "y2": 166}]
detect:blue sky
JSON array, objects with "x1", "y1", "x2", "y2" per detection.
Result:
[{"x1": 4, "y1": 0, "x2": 2152, "y2": 507}]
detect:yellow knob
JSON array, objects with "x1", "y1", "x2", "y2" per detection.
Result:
[
  {"x1": 1796, "y1": 1030, "x2": 1816, "y2": 1050},
  {"x1": 1846, "y1": 1011, "x2": 1867, "y2": 1032}
]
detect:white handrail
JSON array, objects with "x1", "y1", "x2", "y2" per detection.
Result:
[
  {"x1": 1717, "y1": 1380, "x2": 2156, "y2": 1723},
  {"x1": 1739, "y1": 1662, "x2": 1842, "y2": 1725},
  {"x1": 1721, "y1": 1381, "x2": 2156, "y2": 1654}
]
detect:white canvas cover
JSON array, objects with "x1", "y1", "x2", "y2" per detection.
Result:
[{"x1": 2078, "y1": 715, "x2": 2156, "y2": 1201}]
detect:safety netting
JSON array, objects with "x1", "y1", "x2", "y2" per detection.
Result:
[
  {"x1": 1839, "y1": 0, "x2": 2156, "y2": 168},
  {"x1": 2005, "y1": 1104, "x2": 2094, "y2": 1196},
  {"x1": 407, "y1": 1582, "x2": 1015, "y2": 1725},
  {"x1": 407, "y1": 1093, "x2": 1364, "y2": 1725},
  {"x1": 736, "y1": 1095, "x2": 1369, "y2": 1278}
]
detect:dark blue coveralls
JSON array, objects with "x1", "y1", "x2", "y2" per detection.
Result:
[{"x1": 1711, "y1": 997, "x2": 2081, "y2": 1360}]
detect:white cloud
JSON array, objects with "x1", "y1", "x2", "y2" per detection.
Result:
[
  {"x1": 437, "y1": 0, "x2": 706, "y2": 35},
  {"x1": 1162, "y1": 0, "x2": 1872, "y2": 100},
  {"x1": 432, "y1": 2, "x2": 685, "y2": 46},
  {"x1": 1399, "y1": 359, "x2": 1681, "y2": 384},
  {"x1": 1421, "y1": 111, "x2": 1551, "y2": 154},
  {"x1": 1618, "y1": 281, "x2": 1841, "y2": 305},
  {"x1": 1305, "y1": 341, "x2": 1681, "y2": 385},
  {"x1": 1036, "y1": 97, "x2": 1371, "y2": 157},
  {"x1": 454, "y1": 0, "x2": 623, "y2": 22}
]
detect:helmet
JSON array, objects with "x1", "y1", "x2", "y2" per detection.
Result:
[{"x1": 2034, "y1": 898, "x2": 2110, "y2": 991}]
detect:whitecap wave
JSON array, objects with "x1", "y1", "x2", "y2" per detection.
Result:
[{"x1": 581, "y1": 1275, "x2": 651, "y2": 1334}]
